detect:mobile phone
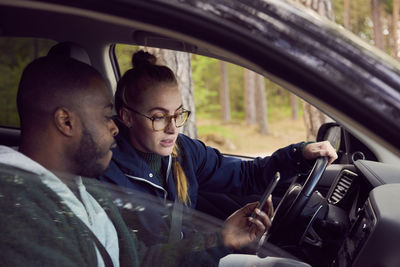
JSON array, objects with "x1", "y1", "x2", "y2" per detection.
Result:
[{"x1": 251, "y1": 172, "x2": 280, "y2": 219}]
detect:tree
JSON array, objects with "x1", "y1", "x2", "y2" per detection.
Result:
[
  {"x1": 290, "y1": 94, "x2": 298, "y2": 120},
  {"x1": 278, "y1": 87, "x2": 286, "y2": 101},
  {"x1": 255, "y1": 74, "x2": 268, "y2": 134},
  {"x1": 372, "y1": 0, "x2": 385, "y2": 50},
  {"x1": 143, "y1": 47, "x2": 197, "y2": 138},
  {"x1": 297, "y1": 0, "x2": 334, "y2": 20},
  {"x1": 0, "y1": 38, "x2": 56, "y2": 127},
  {"x1": 190, "y1": 55, "x2": 219, "y2": 118},
  {"x1": 393, "y1": 0, "x2": 399, "y2": 58},
  {"x1": 243, "y1": 69, "x2": 256, "y2": 125},
  {"x1": 219, "y1": 61, "x2": 231, "y2": 122},
  {"x1": 334, "y1": 0, "x2": 373, "y2": 42},
  {"x1": 299, "y1": 0, "x2": 334, "y2": 140},
  {"x1": 344, "y1": 0, "x2": 351, "y2": 29}
]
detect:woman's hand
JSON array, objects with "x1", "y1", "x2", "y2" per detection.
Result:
[
  {"x1": 221, "y1": 201, "x2": 272, "y2": 250},
  {"x1": 302, "y1": 140, "x2": 338, "y2": 165}
]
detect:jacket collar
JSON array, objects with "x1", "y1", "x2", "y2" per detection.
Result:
[
  {"x1": 0, "y1": 145, "x2": 49, "y2": 176},
  {"x1": 112, "y1": 120, "x2": 171, "y2": 187}
]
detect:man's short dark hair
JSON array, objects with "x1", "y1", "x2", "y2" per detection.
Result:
[{"x1": 17, "y1": 56, "x2": 105, "y2": 129}]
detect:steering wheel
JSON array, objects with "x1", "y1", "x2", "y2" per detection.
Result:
[{"x1": 258, "y1": 124, "x2": 341, "y2": 252}]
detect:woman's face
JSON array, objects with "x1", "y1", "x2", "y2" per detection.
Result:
[{"x1": 126, "y1": 84, "x2": 182, "y2": 156}]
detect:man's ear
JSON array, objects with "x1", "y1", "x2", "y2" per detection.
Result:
[
  {"x1": 53, "y1": 107, "x2": 78, "y2": 137},
  {"x1": 119, "y1": 107, "x2": 133, "y2": 128}
]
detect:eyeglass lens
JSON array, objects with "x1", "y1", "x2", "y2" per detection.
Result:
[{"x1": 153, "y1": 111, "x2": 189, "y2": 131}]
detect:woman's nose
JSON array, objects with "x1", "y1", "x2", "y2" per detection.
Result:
[{"x1": 164, "y1": 118, "x2": 177, "y2": 134}]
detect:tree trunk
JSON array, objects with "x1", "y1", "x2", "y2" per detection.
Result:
[
  {"x1": 219, "y1": 61, "x2": 231, "y2": 122},
  {"x1": 344, "y1": 0, "x2": 351, "y2": 30},
  {"x1": 394, "y1": 0, "x2": 399, "y2": 58},
  {"x1": 290, "y1": 93, "x2": 298, "y2": 120},
  {"x1": 371, "y1": 0, "x2": 385, "y2": 50},
  {"x1": 279, "y1": 87, "x2": 286, "y2": 101},
  {"x1": 298, "y1": 0, "x2": 334, "y2": 20},
  {"x1": 303, "y1": 104, "x2": 331, "y2": 140},
  {"x1": 255, "y1": 74, "x2": 269, "y2": 134},
  {"x1": 299, "y1": 0, "x2": 334, "y2": 140},
  {"x1": 244, "y1": 69, "x2": 256, "y2": 125},
  {"x1": 143, "y1": 47, "x2": 197, "y2": 138},
  {"x1": 387, "y1": 14, "x2": 393, "y2": 55}
]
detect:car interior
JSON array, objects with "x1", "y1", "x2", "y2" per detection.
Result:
[{"x1": 1, "y1": 1, "x2": 400, "y2": 267}]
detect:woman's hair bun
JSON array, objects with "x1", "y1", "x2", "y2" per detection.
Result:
[{"x1": 131, "y1": 50, "x2": 157, "y2": 68}]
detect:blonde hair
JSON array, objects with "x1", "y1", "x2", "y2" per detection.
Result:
[{"x1": 172, "y1": 144, "x2": 190, "y2": 206}]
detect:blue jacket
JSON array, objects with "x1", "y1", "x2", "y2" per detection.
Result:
[
  {"x1": 99, "y1": 126, "x2": 312, "y2": 245},
  {"x1": 100, "y1": 129, "x2": 312, "y2": 209}
]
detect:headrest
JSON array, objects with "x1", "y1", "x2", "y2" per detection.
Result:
[{"x1": 47, "y1": 41, "x2": 91, "y2": 65}]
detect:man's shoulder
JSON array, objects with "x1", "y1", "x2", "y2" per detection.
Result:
[
  {"x1": 0, "y1": 162, "x2": 42, "y2": 186},
  {"x1": 83, "y1": 177, "x2": 114, "y2": 201},
  {"x1": 0, "y1": 163, "x2": 59, "y2": 212}
]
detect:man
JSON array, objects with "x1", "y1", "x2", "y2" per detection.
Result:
[{"x1": 0, "y1": 56, "x2": 272, "y2": 266}]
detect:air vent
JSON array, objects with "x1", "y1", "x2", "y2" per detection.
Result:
[{"x1": 329, "y1": 170, "x2": 358, "y2": 204}]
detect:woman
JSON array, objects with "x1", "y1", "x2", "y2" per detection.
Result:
[{"x1": 100, "y1": 50, "x2": 337, "y2": 214}]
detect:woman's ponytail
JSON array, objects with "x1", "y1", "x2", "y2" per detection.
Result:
[{"x1": 172, "y1": 144, "x2": 190, "y2": 205}]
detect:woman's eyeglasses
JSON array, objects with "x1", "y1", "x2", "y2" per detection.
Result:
[{"x1": 125, "y1": 106, "x2": 191, "y2": 131}]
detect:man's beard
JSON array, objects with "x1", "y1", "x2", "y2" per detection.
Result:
[{"x1": 74, "y1": 126, "x2": 109, "y2": 178}]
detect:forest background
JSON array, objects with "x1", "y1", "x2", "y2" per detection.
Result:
[
  {"x1": 117, "y1": 0, "x2": 400, "y2": 156},
  {"x1": 0, "y1": 0, "x2": 399, "y2": 156}
]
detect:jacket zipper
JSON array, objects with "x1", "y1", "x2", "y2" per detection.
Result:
[{"x1": 125, "y1": 155, "x2": 172, "y2": 203}]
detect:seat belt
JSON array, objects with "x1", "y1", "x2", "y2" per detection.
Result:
[
  {"x1": 169, "y1": 198, "x2": 183, "y2": 243},
  {"x1": 166, "y1": 154, "x2": 183, "y2": 243},
  {"x1": 81, "y1": 221, "x2": 114, "y2": 267}
]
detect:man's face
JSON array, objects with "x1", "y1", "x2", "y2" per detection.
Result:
[{"x1": 73, "y1": 78, "x2": 118, "y2": 177}]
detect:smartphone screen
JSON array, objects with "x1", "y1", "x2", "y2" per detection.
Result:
[{"x1": 251, "y1": 172, "x2": 280, "y2": 218}]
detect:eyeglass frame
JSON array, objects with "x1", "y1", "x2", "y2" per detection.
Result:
[{"x1": 123, "y1": 105, "x2": 191, "y2": 131}]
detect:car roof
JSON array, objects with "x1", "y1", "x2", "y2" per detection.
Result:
[{"x1": 1, "y1": 0, "x2": 400, "y2": 158}]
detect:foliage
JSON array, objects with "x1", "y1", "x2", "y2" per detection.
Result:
[
  {"x1": 197, "y1": 123, "x2": 236, "y2": 140},
  {"x1": 191, "y1": 51, "x2": 304, "y2": 128},
  {"x1": 191, "y1": 55, "x2": 219, "y2": 118},
  {"x1": 227, "y1": 63, "x2": 245, "y2": 120},
  {"x1": 381, "y1": 0, "x2": 393, "y2": 14},
  {"x1": 0, "y1": 38, "x2": 56, "y2": 128},
  {"x1": 333, "y1": 0, "x2": 373, "y2": 43},
  {"x1": 115, "y1": 44, "x2": 140, "y2": 75}
]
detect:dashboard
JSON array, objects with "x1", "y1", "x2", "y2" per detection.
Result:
[{"x1": 314, "y1": 160, "x2": 400, "y2": 267}]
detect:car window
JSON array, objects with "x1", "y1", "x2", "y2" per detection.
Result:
[
  {"x1": 114, "y1": 44, "x2": 309, "y2": 158},
  {"x1": 0, "y1": 37, "x2": 56, "y2": 128},
  {"x1": 0, "y1": 162, "x2": 276, "y2": 265}
]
